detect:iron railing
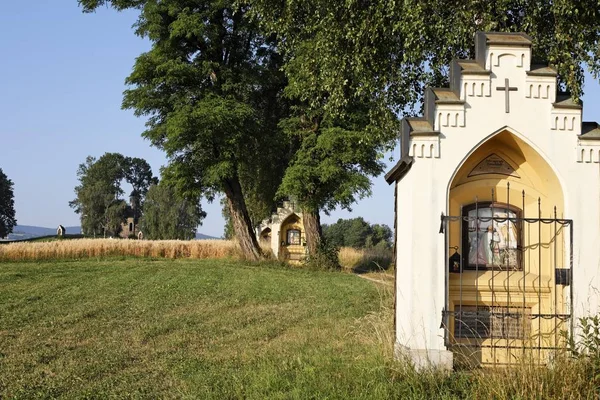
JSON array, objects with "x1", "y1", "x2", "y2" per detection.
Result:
[{"x1": 440, "y1": 184, "x2": 573, "y2": 366}]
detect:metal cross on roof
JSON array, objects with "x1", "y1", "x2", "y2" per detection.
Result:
[{"x1": 496, "y1": 78, "x2": 518, "y2": 113}]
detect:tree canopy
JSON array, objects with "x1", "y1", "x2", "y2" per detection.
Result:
[
  {"x1": 141, "y1": 183, "x2": 204, "y2": 240},
  {"x1": 253, "y1": 0, "x2": 600, "y2": 117},
  {"x1": 124, "y1": 157, "x2": 156, "y2": 200},
  {"x1": 0, "y1": 168, "x2": 17, "y2": 239},
  {"x1": 69, "y1": 153, "x2": 156, "y2": 237},
  {"x1": 322, "y1": 218, "x2": 392, "y2": 249},
  {"x1": 248, "y1": 0, "x2": 600, "y2": 259}
]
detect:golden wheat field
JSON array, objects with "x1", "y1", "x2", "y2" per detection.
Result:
[
  {"x1": 0, "y1": 238, "x2": 394, "y2": 271},
  {"x1": 0, "y1": 239, "x2": 240, "y2": 262}
]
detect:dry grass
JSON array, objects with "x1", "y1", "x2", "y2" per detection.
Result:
[
  {"x1": 259, "y1": 240, "x2": 274, "y2": 259},
  {"x1": 339, "y1": 246, "x2": 394, "y2": 272},
  {"x1": 351, "y1": 271, "x2": 600, "y2": 399},
  {"x1": 0, "y1": 239, "x2": 395, "y2": 268},
  {"x1": 352, "y1": 276, "x2": 395, "y2": 358},
  {"x1": 338, "y1": 247, "x2": 364, "y2": 269},
  {"x1": 0, "y1": 238, "x2": 240, "y2": 262}
]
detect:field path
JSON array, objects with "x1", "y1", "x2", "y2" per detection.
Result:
[{"x1": 355, "y1": 274, "x2": 393, "y2": 287}]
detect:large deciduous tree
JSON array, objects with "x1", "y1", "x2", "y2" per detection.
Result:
[
  {"x1": 70, "y1": 154, "x2": 125, "y2": 237},
  {"x1": 79, "y1": 0, "x2": 289, "y2": 260},
  {"x1": 124, "y1": 157, "x2": 158, "y2": 233},
  {"x1": 277, "y1": 113, "x2": 385, "y2": 257},
  {"x1": 141, "y1": 183, "x2": 204, "y2": 240},
  {"x1": 123, "y1": 157, "x2": 156, "y2": 199},
  {"x1": 248, "y1": 0, "x2": 402, "y2": 258},
  {"x1": 0, "y1": 168, "x2": 17, "y2": 239},
  {"x1": 70, "y1": 153, "x2": 155, "y2": 237}
]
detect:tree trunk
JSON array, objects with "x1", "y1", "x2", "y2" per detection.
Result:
[
  {"x1": 302, "y1": 207, "x2": 322, "y2": 257},
  {"x1": 223, "y1": 177, "x2": 262, "y2": 261}
]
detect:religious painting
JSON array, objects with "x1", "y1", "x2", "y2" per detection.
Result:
[
  {"x1": 463, "y1": 204, "x2": 520, "y2": 269},
  {"x1": 286, "y1": 229, "x2": 301, "y2": 245}
]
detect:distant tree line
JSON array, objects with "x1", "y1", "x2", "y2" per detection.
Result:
[
  {"x1": 69, "y1": 153, "x2": 155, "y2": 237},
  {"x1": 70, "y1": 152, "x2": 203, "y2": 240},
  {"x1": 0, "y1": 168, "x2": 17, "y2": 238},
  {"x1": 322, "y1": 218, "x2": 392, "y2": 250}
]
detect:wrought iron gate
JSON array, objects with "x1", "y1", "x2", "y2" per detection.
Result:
[{"x1": 440, "y1": 185, "x2": 573, "y2": 366}]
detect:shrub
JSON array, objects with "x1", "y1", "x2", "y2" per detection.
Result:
[
  {"x1": 304, "y1": 239, "x2": 340, "y2": 271},
  {"x1": 566, "y1": 315, "x2": 600, "y2": 387}
]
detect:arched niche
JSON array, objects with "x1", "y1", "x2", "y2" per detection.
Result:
[
  {"x1": 280, "y1": 213, "x2": 302, "y2": 246},
  {"x1": 445, "y1": 129, "x2": 567, "y2": 366},
  {"x1": 278, "y1": 213, "x2": 305, "y2": 262},
  {"x1": 449, "y1": 130, "x2": 564, "y2": 222}
]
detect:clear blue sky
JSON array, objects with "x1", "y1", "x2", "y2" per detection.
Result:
[{"x1": 1, "y1": 2, "x2": 600, "y2": 237}]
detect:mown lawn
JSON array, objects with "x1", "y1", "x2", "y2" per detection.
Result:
[
  {"x1": 3, "y1": 258, "x2": 597, "y2": 399},
  {"x1": 0, "y1": 259, "x2": 396, "y2": 399}
]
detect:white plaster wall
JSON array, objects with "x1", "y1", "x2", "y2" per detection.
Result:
[
  {"x1": 271, "y1": 220, "x2": 281, "y2": 258},
  {"x1": 395, "y1": 151, "x2": 448, "y2": 359},
  {"x1": 397, "y1": 40, "x2": 600, "y2": 362}
]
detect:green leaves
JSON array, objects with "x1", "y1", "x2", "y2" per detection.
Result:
[
  {"x1": 70, "y1": 153, "x2": 156, "y2": 237},
  {"x1": 98, "y1": 0, "x2": 289, "y2": 199},
  {"x1": 0, "y1": 168, "x2": 17, "y2": 239},
  {"x1": 279, "y1": 123, "x2": 384, "y2": 212},
  {"x1": 323, "y1": 218, "x2": 392, "y2": 249},
  {"x1": 124, "y1": 157, "x2": 157, "y2": 199},
  {"x1": 79, "y1": 0, "x2": 290, "y2": 257},
  {"x1": 254, "y1": 0, "x2": 600, "y2": 117},
  {"x1": 141, "y1": 182, "x2": 204, "y2": 240}
]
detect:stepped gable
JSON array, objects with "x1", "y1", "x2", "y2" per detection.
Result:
[
  {"x1": 554, "y1": 93, "x2": 582, "y2": 109},
  {"x1": 581, "y1": 122, "x2": 600, "y2": 139},
  {"x1": 578, "y1": 122, "x2": 600, "y2": 162},
  {"x1": 388, "y1": 31, "x2": 600, "y2": 181},
  {"x1": 527, "y1": 64, "x2": 557, "y2": 77}
]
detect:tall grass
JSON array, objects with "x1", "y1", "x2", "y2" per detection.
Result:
[
  {"x1": 353, "y1": 275, "x2": 600, "y2": 399},
  {"x1": 0, "y1": 238, "x2": 240, "y2": 262},
  {"x1": 353, "y1": 273, "x2": 395, "y2": 358},
  {"x1": 339, "y1": 246, "x2": 394, "y2": 272}
]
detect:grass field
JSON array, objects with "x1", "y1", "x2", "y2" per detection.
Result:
[
  {"x1": 0, "y1": 258, "x2": 397, "y2": 398},
  {"x1": 1, "y1": 258, "x2": 597, "y2": 399}
]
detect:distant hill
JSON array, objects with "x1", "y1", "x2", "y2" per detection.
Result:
[
  {"x1": 2, "y1": 225, "x2": 82, "y2": 241},
  {"x1": 195, "y1": 232, "x2": 220, "y2": 240},
  {"x1": 1, "y1": 225, "x2": 218, "y2": 241}
]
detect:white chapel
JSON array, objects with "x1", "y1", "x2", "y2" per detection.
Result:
[{"x1": 386, "y1": 32, "x2": 600, "y2": 368}]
